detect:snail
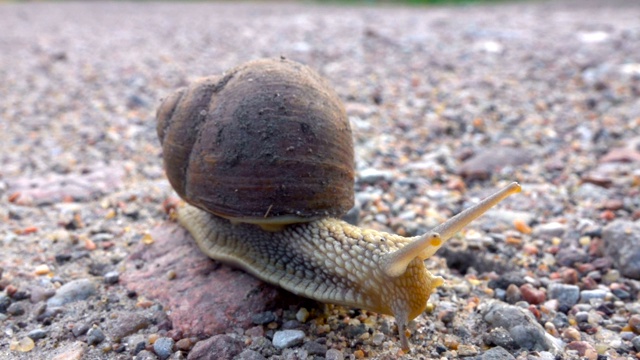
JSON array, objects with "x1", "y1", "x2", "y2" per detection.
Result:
[{"x1": 156, "y1": 57, "x2": 521, "y2": 351}]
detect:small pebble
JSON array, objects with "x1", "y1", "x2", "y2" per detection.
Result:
[
  {"x1": 30, "y1": 287, "x2": 56, "y2": 303},
  {"x1": 295, "y1": 307, "x2": 309, "y2": 323},
  {"x1": 302, "y1": 341, "x2": 327, "y2": 355},
  {"x1": 10, "y1": 337, "x2": 35, "y2": 352},
  {"x1": 133, "y1": 341, "x2": 147, "y2": 355},
  {"x1": 235, "y1": 349, "x2": 267, "y2": 360},
  {"x1": 251, "y1": 311, "x2": 276, "y2": 325},
  {"x1": 27, "y1": 328, "x2": 47, "y2": 340},
  {"x1": 358, "y1": 168, "x2": 395, "y2": 184},
  {"x1": 148, "y1": 333, "x2": 160, "y2": 344},
  {"x1": 187, "y1": 335, "x2": 242, "y2": 360},
  {"x1": 153, "y1": 337, "x2": 175, "y2": 360},
  {"x1": 551, "y1": 312, "x2": 570, "y2": 329},
  {"x1": 7, "y1": 302, "x2": 25, "y2": 316},
  {"x1": 0, "y1": 294, "x2": 11, "y2": 313},
  {"x1": 559, "y1": 268, "x2": 579, "y2": 284},
  {"x1": 611, "y1": 288, "x2": 630, "y2": 300},
  {"x1": 505, "y1": 284, "x2": 522, "y2": 304},
  {"x1": 566, "y1": 341, "x2": 597, "y2": 359},
  {"x1": 345, "y1": 323, "x2": 367, "y2": 337},
  {"x1": 631, "y1": 336, "x2": 640, "y2": 352},
  {"x1": 175, "y1": 338, "x2": 194, "y2": 351},
  {"x1": 605, "y1": 273, "x2": 623, "y2": 289},
  {"x1": 51, "y1": 341, "x2": 88, "y2": 360},
  {"x1": 281, "y1": 319, "x2": 300, "y2": 330},
  {"x1": 579, "y1": 289, "x2": 607, "y2": 303},
  {"x1": 483, "y1": 327, "x2": 516, "y2": 349},
  {"x1": 520, "y1": 284, "x2": 546, "y2": 304},
  {"x1": 245, "y1": 325, "x2": 264, "y2": 338},
  {"x1": 533, "y1": 222, "x2": 567, "y2": 239},
  {"x1": 47, "y1": 279, "x2": 97, "y2": 307},
  {"x1": 371, "y1": 332, "x2": 385, "y2": 346},
  {"x1": 135, "y1": 350, "x2": 158, "y2": 360},
  {"x1": 629, "y1": 314, "x2": 640, "y2": 334},
  {"x1": 575, "y1": 311, "x2": 589, "y2": 323},
  {"x1": 555, "y1": 247, "x2": 588, "y2": 267},
  {"x1": 603, "y1": 220, "x2": 640, "y2": 279},
  {"x1": 457, "y1": 344, "x2": 478, "y2": 356},
  {"x1": 437, "y1": 309, "x2": 456, "y2": 323},
  {"x1": 544, "y1": 322, "x2": 559, "y2": 338},
  {"x1": 10, "y1": 290, "x2": 29, "y2": 301},
  {"x1": 325, "y1": 349, "x2": 344, "y2": 360},
  {"x1": 480, "y1": 346, "x2": 515, "y2": 360},
  {"x1": 87, "y1": 327, "x2": 106, "y2": 346},
  {"x1": 5, "y1": 284, "x2": 18, "y2": 297},
  {"x1": 585, "y1": 270, "x2": 601, "y2": 282},
  {"x1": 547, "y1": 283, "x2": 580, "y2": 311},
  {"x1": 109, "y1": 312, "x2": 150, "y2": 341},
  {"x1": 34, "y1": 264, "x2": 51, "y2": 276},
  {"x1": 103, "y1": 271, "x2": 119, "y2": 284},
  {"x1": 166, "y1": 270, "x2": 177, "y2": 280},
  {"x1": 55, "y1": 253, "x2": 72, "y2": 264},
  {"x1": 482, "y1": 301, "x2": 552, "y2": 351},
  {"x1": 514, "y1": 219, "x2": 532, "y2": 234},
  {"x1": 562, "y1": 327, "x2": 581, "y2": 342},
  {"x1": 72, "y1": 323, "x2": 90, "y2": 337},
  {"x1": 272, "y1": 329, "x2": 305, "y2": 349}
]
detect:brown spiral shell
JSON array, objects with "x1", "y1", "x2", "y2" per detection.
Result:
[{"x1": 156, "y1": 58, "x2": 355, "y2": 224}]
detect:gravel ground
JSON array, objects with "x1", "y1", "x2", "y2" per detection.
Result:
[{"x1": 1, "y1": 1, "x2": 640, "y2": 359}]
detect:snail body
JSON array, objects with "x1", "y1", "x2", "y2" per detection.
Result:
[{"x1": 157, "y1": 58, "x2": 521, "y2": 351}]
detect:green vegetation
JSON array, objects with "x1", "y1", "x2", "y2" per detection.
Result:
[{"x1": 314, "y1": 0, "x2": 515, "y2": 4}]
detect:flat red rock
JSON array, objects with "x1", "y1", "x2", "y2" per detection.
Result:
[{"x1": 121, "y1": 222, "x2": 293, "y2": 338}]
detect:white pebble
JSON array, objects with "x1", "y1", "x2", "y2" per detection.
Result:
[
  {"x1": 272, "y1": 330, "x2": 305, "y2": 349},
  {"x1": 295, "y1": 308, "x2": 309, "y2": 323}
]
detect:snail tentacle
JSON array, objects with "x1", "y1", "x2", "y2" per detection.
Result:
[{"x1": 382, "y1": 182, "x2": 521, "y2": 278}]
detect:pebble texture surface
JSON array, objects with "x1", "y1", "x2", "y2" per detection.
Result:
[{"x1": 1, "y1": 1, "x2": 640, "y2": 359}]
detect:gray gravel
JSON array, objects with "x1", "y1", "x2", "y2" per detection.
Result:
[
  {"x1": 482, "y1": 301, "x2": 558, "y2": 352},
  {"x1": 547, "y1": 283, "x2": 581, "y2": 310},
  {"x1": 46, "y1": 279, "x2": 97, "y2": 307},
  {"x1": 153, "y1": 337, "x2": 175, "y2": 360},
  {"x1": 272, "y1": 330, "x2": 306, "y2": 349},
  {"x1": 603, "y1": 220, "x2": 640, "y2": 278}
]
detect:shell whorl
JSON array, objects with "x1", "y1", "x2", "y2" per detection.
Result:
[{"x1": 157, "y1": 58, "x2": 355, "y2": 223}]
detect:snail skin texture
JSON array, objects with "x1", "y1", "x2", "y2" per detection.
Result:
[{"x1": 156, "y1": 57, "x2": 521, "y2": 351}]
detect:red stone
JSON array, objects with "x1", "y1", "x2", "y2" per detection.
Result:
[
  {"x1": 560, "y1": 268, "x2": 579, "y2": 284},
  {"x1": 520, "y1": 284, "x2": 546, "y2": 305},
  {"x1": 577, "y1": 263, "x2": 595, "y2": 274},
  {"x1": 527, "y1": 305, "x2": 541, "y2": 319},
  {"x1": 121, "y1": 223, "x2": 296, "y2": 339},
  {"x1": 581, "y1": 276, "x2": 598, "y2": 290},
  {"x1": 600, "y1": 148, "x2": 640, "y2": 163},
  {"x1": 6, "y1": 164, "x2": 125, "y2": 206},
  {"x1": 566, "y1": 341, "x2": 597, "y2": 358}
]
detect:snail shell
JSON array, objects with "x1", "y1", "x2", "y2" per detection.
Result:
[{"x1": 157, "y1": 58, "x2": 354, "y2": 226}]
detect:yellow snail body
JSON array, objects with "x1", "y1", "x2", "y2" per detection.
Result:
[{"x1": 156, "y1": 58, "x2": 521, "y2": 351}]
